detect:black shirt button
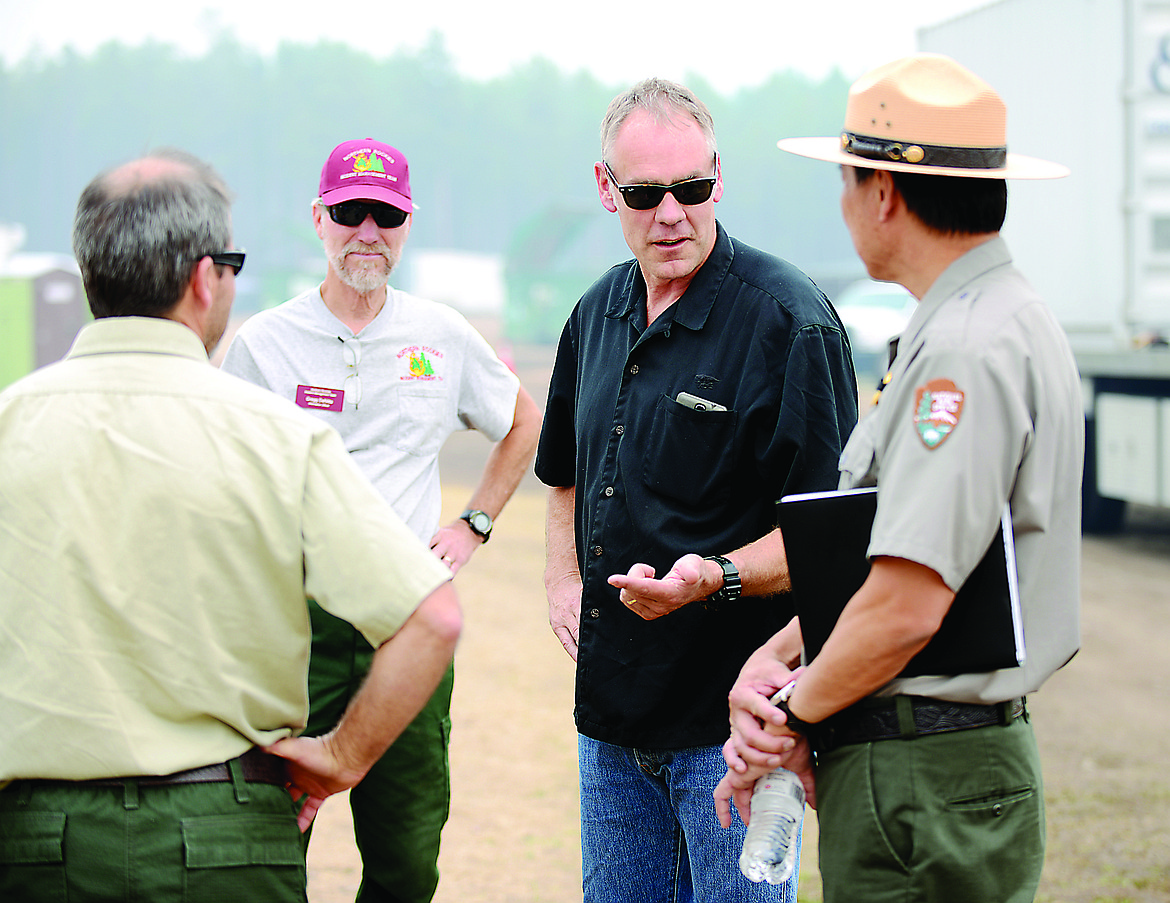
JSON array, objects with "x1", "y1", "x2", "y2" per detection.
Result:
[
  {"x1": 604, "y1": 486, "x2": 614, "y2": 497},
  {"x1": 592, "y1": 546, "x2": 603, "y2": 557},
  {"x1": 629, "y1": 364, "x2": 639, "y2": 375},
  {"x1": 614, "y1": 424, "x2": 624, "y2": 435},
  {"x1": 588, "y1": 608, "x2": 601, "y2": 619}
]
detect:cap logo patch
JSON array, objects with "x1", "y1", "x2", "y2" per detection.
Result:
[
  {"x1": 913, "y1": 378, "x2": 964, "y2": 449},
  {"x1": 341, "y1": 148, "x2": 399, "y2": 183},
  {"x1": 352, "y1": 152, "x2": 385, "y2": 175}
]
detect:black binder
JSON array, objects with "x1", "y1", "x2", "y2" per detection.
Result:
[{"x1": 776, "y1": 487, "x2": 1024, "y2": 677}]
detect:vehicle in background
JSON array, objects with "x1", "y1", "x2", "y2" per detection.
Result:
[
  {"x1": 833, "y1": 278, "x2": 916, "y2": 389},
  {"x1": 923, "y1": 0, "x2": 1170, "y2": 533},
  {"x1": 0, "y1": 253, "x2": 87, "y2": 392}
]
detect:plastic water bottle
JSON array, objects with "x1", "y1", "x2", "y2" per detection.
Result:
[{"x1": 738, "y1": 767, "x2": 805, "y2": 884}]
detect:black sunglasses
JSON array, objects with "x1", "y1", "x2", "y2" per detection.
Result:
[
  {"x1": 603, "y1": 161, "x2": 717, "y2": 211},
  {"x1": 326, "y1": 201, "x2": 410, "y2": 229},
  {"x1": 208, "y1": 251, "x2": 245, "y2": 275}
]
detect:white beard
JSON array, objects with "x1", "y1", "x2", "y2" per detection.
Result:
[{"x1": 331, "y1": 241, "x2": 399, "y2": 294}]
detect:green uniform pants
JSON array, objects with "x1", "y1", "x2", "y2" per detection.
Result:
[
  {"x1": 0, "y1": 763, "x2": 305, "y2": 902},
  {"x1": 816, "y1": 712, "x2": 1045, "y2": 903},
  {"x1": 305, "y1": 600, "x2": 453, "y2": 903}
]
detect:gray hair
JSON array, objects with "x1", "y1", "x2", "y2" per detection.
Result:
[
  {"x1": 599, "y1": 77, "x2": 718, "y2": 162},
  {"x1": 72, "y1": 148, "x2": 233, "y2": 319}
]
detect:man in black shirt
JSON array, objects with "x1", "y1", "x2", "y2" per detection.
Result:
[{"x1": 535, "y1": 77, "x2": 857, "y2": 902}]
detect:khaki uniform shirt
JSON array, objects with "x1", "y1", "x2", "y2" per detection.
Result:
[
  {"x1": 838, "y1": 237, "x2": 1083, "y2": 704},
  {"x1": 0, "y1": 317, "x2": 450, "y2": 781}
]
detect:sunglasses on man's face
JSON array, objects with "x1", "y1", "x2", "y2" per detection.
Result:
[
  {"x1": 603, "y1": 161, "x2": 717, "y2": 211},
  {"x1": 325, "y1": 201, "x2": 410, "y2": 229},
  {"x1": 208, "y1": 251, "x2": 245, "y2": 275}
]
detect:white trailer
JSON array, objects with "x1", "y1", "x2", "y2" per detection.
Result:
[{"x1": 921, "y1": 0, "x2": 1170, "y2": 531}]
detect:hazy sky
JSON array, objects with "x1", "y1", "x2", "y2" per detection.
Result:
[{"x1": 1, "y1": 0, "x2": 997, "y2": 92}]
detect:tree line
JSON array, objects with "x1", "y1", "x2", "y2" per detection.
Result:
[{"x1": 0, "y1": 34, "x2": 861, "y2": 320}]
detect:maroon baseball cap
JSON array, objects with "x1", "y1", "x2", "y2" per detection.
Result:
[{"x1": 318, "y1": 138, "x2": 413, "y2": 212}]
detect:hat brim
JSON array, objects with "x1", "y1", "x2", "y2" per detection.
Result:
[
  {"x1": 319, "y1": 184, "x2": 415, "y2": 212},
  {"x1": 777, "y1": 136, "x2": 1070, "y2": 180}
]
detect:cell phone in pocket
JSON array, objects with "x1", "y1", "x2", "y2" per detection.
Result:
[{"x1": 675, "y1": 391, "x2": 727, "y2": 412}]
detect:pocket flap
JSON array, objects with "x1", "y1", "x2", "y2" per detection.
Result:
[
  {"x1": 181, "y1": 814, "x2": 302, "y2": 869},
  {"x1": 0, "y1": 811, "x2": 66, "y2": 864}
]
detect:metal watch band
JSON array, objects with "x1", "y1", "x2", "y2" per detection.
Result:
[{"x1": 703, "y1": 555, "x2": 741, "y2": 606}]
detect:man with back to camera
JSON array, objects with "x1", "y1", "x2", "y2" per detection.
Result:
[
  {"x1": 221, "y1": 137, "x2": 541, "y2": 903},
  {"x1": 535, "y1": 77, "x2": 858, "y2": 902},
  {"x1": 714, "y1": 54, "x2": 1081, "y2": 903},
  {"x1": 0, "y1": 148, "x2": 461, "y2": 902}
]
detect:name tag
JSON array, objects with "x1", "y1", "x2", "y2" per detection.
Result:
[{"x1": 296, "y1": 385, "x2": 344, "y2": 412}]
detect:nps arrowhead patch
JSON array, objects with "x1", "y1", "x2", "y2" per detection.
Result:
[{"x1": 913, "y1": 379, "x2": 964, "y2": 449}]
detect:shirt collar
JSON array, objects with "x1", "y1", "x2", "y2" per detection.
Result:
[
  {"x1": 67, "y1": 317, "x2": 211, "y2": 362},
  {"x1": 921, "y1": 235, "x2": 1011, "y2": 308},
  {"x1": 901, "y1": 235, "x2": 1012, "y2": 346},
  {"x1": 606, "y1": 222, "x2": 734, "y2": 332}
]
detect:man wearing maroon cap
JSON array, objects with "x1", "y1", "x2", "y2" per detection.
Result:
[{"x1": 222, "y1": 138, "x2": 541, "y2": 903}]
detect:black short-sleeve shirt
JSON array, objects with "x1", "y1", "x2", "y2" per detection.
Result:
[{"x1": 535, "y1": 224, "x2": 858, "y2": 748}]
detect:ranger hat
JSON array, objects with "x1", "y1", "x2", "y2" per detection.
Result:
[{"x1": 778, "y1": 53, "x2": 1068, "y2": 179}]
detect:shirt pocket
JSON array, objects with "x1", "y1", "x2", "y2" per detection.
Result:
[
  {"x1": 392, "y1": 385, "x2": 450, "y2": 457},
  {"x1": 641, "y1": 394, "x2": 738, "y2": 506}
]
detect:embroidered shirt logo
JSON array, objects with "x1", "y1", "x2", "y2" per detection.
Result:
[
  {"x1": 409, "y1": 351, "x2": 435, "y2": 377},
  {"x1": 913, "y1": 379, "x2": 964, "y2": 449},
  {"x1": 398, "y1": 345, "x2": 443, "y2": 381}
]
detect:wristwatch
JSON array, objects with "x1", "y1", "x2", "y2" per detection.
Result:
[
  {"x1": 770, "y1": 678, "x2": 811, "y2": 735},
  {"x1": 702, "y1": 555, "x2": 741, "y2": 607},
  {"x1": 459, "y1": 509, "x2": 493, "y2": 543}
]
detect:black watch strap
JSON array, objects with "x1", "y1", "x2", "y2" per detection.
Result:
[
  {"x1": 770, "y1": 680, "x2": 812, "y2": 735},
  {"x1": 703, "y1": 555, "x2": 741, "y2": 607},
  {"x1": 460, "y1": 509, "x2": 492, "y2": 543}
]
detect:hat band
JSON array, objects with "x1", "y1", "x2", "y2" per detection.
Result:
[{"x1": 841, "y1": 131, "x2": 1007, "y2": 170}]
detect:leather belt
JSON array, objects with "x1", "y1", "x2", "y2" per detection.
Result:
[
  {"x1": 813, "y1": 696, "x2": 1026, "y2": 754},
  {"x1": 28, "y1": 747, "x2": 288, "y2": 789}
]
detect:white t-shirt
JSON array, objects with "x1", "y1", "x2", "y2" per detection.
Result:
[{"x1": 222, "y1": 287, "x2": 520, "y2": 540}]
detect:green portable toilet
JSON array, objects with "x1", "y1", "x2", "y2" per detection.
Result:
[{"x1": 0, "y1": 254, "x2": 88, "y2": 390}]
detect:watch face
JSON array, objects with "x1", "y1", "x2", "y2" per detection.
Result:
[{"x1": 470, "y1": 512, "x2": 491, "y2": 533}]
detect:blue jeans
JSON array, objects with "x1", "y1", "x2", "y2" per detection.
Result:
[{"x1": 579, "y1": 735, "x2": 799, "y2": 903}]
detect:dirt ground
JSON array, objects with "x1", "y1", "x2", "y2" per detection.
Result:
[{"x1": 304, "y1": 340, "x2": 1170, "y2": 903}]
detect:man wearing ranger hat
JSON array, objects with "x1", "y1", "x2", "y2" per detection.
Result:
[
  {"x1": 714, "y1": 54, "x2": 1082, "y2": 902},
  {"x1": 222, "y1": 138, "x2": 541, "y2": 902}
]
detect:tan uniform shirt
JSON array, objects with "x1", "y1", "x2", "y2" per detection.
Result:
[
  {"x1": 838, "y1": 237, "x2": 1083, "y2": 704},
  {"x1": 0, "y1": 317, "x2": 451, "y2": 781}
]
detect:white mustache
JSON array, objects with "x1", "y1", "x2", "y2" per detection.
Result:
[{"x1": 343, "y1": 241, "x2": 391, "y2": 263}]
